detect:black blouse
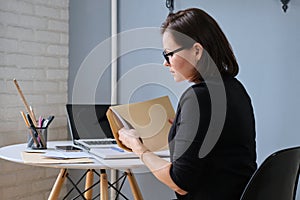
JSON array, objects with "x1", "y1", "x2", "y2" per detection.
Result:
[{"x1": 168, "y1": 77, "x2": 257, "y2": 200}]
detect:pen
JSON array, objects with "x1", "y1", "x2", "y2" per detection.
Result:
[
  {"x1": 111, "y1": 147, "x2": 124, "y2": 152},
  {"x1": 43, "y1": 115, "x2": 54, "y2": 128},
  {"x1": 38, "y1": 116, "x2": 44, "y2": 128},
  {"x1": 27, "y1": 137, "x2": 34, "y2": 148}
]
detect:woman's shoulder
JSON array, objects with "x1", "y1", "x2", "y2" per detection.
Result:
[
  {"x1": 223, "y1": 77, "x2": 251, "y2": 97},
  {"x1": 184, "y1": 82, "x2": 208, "y2": 95},
  {"x1": 180, "y1": 77, "x2": 246, "y2": 101},
  {"x1": 179, "y1": 82, "x2": 210, "y2": 105}
]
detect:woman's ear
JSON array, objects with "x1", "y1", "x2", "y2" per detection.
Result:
[{"x1": 193, "y1": 43, "x2": 203, "y2": 61}]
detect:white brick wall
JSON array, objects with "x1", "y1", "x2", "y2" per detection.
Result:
[{"x1": 0, "y1": 0, "x2": 69, "y2": 199}]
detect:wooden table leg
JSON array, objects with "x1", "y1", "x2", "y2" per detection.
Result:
[
  {"x1": 48, "y1": 168, "x2": 67, "y2": 200},
  {"x1": 126, "y1": 169, "x2": 143, "y2": 200},
  {"x1": 84, "y1": 169, "x2": 94, "y2": 200},
  {"x1": 100, "y1": 169, "x2": 109, "y2": 200}
]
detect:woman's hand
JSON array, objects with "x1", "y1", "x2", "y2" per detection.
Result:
[{"x1": 118, "y1": 128, "x2": 148, "y2": 155}]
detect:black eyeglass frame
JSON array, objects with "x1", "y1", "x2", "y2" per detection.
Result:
[{"x1": 162, "y1": 47, "x2": 186, "y2": 64}]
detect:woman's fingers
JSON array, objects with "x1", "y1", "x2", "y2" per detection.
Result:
[
  {"x1": 119, "y1": 128, "x2": 137, "y2": 148},
  {"x1": 168, "y1": 118, "x2": 174, "y2": 124},
  {"x1": 119, "y1": 128, "x2": 139, "y2": 138}
]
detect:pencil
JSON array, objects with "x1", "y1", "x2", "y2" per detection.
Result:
[
  {"x1": 13, "y1": 79, "x2": 38, "y2": 127},
  {"x1": 20, "y1": 111, "x2": 30, "y2": 127},
  {"x1": 29, "y1": 105, "x2": 37, "y2": 125}
]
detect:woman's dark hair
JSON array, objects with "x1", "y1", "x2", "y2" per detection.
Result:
[{"x1": 161, "y1": 8, "x2": 239, "y2": 81}]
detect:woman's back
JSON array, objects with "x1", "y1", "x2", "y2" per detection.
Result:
[{"x1": 169, "y1": 77, "x2": 257, "y2": 200}]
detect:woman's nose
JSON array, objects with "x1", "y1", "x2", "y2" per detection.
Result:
[{"x1": 163, "y1": 60, "x2": 170, "y2": 67}]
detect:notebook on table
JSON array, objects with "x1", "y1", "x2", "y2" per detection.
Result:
[{"x1": 66, "y1": 104, "x2": 117, "y2": 150}]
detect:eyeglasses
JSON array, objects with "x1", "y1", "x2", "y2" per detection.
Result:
[{"x1": 162, "y1": 47, "x2": 186, "y2": 64}]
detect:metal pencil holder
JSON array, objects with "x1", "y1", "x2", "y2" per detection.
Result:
[{"x1": 27, "y1": 127, "x2": 48, "y2": 149}]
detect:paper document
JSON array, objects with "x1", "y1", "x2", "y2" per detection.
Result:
[
  {"x1": 110, "y1": 108, "x2": 134, "y2": 129},
  {"x1": 106, "y1": 96, "x2": 175, "y2": 152},
  {"x1": 90, "y1": 147, "x2": 170, "y2": 159},
  {"x1": 42, "y1": 151, "x2": 91, "y2": 159},
  {"x1": 21, "y1": 152, "x2": 93, "y2": 164}
]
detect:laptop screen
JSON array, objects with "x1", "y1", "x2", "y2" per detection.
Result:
[{"x1": 66, "y1": 104, "x2": 113, "y2": 140}]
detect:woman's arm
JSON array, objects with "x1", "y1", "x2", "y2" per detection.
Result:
[
  {"x1": 140, "y1": 150, "x2": 187, "y2": 195},
  {"x1": 118, "y1": 128, "x2": 187, "y2": 195}
]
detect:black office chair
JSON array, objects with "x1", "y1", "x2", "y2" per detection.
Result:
[{"x1": 240, "y1": 146, "x2": 300, "y2": 200}]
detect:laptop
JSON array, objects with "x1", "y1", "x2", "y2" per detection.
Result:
[{"x1": 66, "y1": 104, "x2": 118, "y2": 150}]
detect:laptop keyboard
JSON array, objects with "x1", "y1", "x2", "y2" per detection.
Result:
[{"x1": 84, "y1": 139, "x2": 117, "y2": 145}]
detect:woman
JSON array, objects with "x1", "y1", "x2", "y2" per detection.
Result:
[{"x1": 119, "y1": 8, "x2": 257, "y2": 200}]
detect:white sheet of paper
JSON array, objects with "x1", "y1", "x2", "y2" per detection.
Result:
[{"x1": 43, "y1": 151, "x2": 91, "y2": 159}]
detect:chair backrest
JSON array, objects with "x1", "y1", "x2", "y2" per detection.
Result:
[{"x1": 240, "y1": 146, "x2": 300, "y2": 200}]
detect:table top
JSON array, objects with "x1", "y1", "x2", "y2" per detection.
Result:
[{"x1": 0, "y1": 141, "x2": 148, "y2": 171}]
